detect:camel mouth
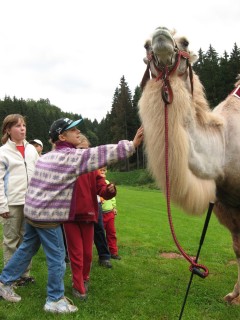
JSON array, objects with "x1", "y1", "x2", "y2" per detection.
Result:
[
  {"x1": 152, "y1": 27, "x2": 175, "y2": 47},
  {"x1": 151, "y1": 27, "x2": 176, "y2": 66}
]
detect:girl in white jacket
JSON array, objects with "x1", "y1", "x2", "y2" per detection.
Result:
[{"x1": 0, "y1": 114, "x2": 39, "y2": 285}]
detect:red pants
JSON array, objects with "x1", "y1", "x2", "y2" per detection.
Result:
[
  {"x1": 102, "y1": 211, "x2": 118, "y2": 255},
  {"x1": 63, "y1": 222, "x2": 94, "y2": 294}
]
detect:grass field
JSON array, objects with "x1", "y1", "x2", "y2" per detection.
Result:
[{"x1": 0, "y1": 184, "x2": 239, "y2": 319}]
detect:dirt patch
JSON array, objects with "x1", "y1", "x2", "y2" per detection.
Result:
[
  {"x1": 160, "y1": 252, "x2": 184, "y2": 259},
  {"x1": 160, "y1": 252, "x2": 196, "y2": 260}
]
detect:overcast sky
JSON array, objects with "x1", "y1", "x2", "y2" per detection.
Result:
[{"x1": 0, "y1": 0, "x2": 239, "y2": 121}]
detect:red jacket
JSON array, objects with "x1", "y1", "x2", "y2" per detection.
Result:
[{"x1": 68, "y1": 170, "x2": 116, "y2": 222}]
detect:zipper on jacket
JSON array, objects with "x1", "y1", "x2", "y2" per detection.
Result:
[{"x1": 24, "y1": 160, "x2": 29, "y2": 185}]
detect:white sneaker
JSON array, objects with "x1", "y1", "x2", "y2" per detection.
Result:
[
  {"x1": 0, "y1": 281, "x2": 21, "y2": 302},
  {"x1": 44, "y1": 296, "x2": 78, "y2": 313}
]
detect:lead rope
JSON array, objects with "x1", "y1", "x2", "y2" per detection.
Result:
[
  {"x1": 179, "y1": 202, "x2": 214, "y2": 319},
  {"x1": 162, "y1": 68, "x2": 214, "y2": 319},
  {"x1": 164, "y1": 101, "x2": 209, "y2": 277}
]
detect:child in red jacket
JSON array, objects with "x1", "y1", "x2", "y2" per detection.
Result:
[{"x1": 63, "y1": 135, "x2": 116, "y2": 300}]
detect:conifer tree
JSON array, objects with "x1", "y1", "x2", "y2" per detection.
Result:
[{"x1": 229, "y1": 43, "x2": 240, "y2": 87}]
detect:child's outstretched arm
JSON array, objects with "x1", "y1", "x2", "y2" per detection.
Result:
[{"x1": 133, "y1": 126, "x2": 144, "y2": 148}]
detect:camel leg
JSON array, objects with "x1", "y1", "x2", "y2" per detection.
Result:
[{"x1": 224, "y1": 233, "x2": 240, "y2": 304}]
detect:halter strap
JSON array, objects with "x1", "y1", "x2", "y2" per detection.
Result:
[
  {"x1": 141, "y1": 49, "x2": 194, "y2": 96},
  {"x1": 232, "y1": 85, "x2": 240, "y2": 99}
]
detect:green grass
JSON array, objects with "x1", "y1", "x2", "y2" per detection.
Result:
[
  {"x1": 0, "y1": 185, "x2": 239, "y2": 319},
  {"x1": 107, "y1": 169, "x2": 157, "y2": 188}
]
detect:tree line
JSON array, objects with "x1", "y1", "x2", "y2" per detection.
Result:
[{"x1": 0, "y1": 43, "x2": 239, "y2": 171}]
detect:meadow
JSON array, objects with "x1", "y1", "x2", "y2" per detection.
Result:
[{"x1": 0, "y1": 173, "x2": 239, "y2": 319}]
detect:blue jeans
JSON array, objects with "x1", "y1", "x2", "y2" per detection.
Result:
[
  {"x1": 94, "y1": 205, "x2": 110, "y2": 260},
  {"x1": 0, "y1": 222, "x2": 66, "y2": 302}
]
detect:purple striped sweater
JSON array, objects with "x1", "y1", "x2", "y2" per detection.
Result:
[{"x1": 24, "y1": 140, "x2": 135, "y2": 221}]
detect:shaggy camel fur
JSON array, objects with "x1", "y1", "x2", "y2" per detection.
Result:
[{"x1": 138, "y1": 26, "x2": 240, "y2": 304}]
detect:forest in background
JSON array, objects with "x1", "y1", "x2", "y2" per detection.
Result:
[{"x1": 0, "y1": 43, "x2": 239, "y2": 170}]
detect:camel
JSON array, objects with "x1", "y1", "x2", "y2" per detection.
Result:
[{"x1": 138, "y1": 26, "x2": 240, "y2": 304}]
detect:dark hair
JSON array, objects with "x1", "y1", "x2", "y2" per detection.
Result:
[{"x1": 1, "y1": 114, "x2": 26, "y2": 144}]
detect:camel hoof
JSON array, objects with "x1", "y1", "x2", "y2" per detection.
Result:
[
  {"x1": 231, "y1": 296, "x2": 240, "y2": 305},
  {"x1": 224, "y1": 294, "x2": 233, "y2": 303},
  {"x1": 224, "y1": 294, "x2": 240, "y2": 305}
]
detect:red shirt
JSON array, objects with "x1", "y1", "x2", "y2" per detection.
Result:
[
  {"x1": 68, "y1": 170, "x2": 116, "y2": 222},
  {"x1": 16, "y1": 145, "x2": 25, "y2": 158}
]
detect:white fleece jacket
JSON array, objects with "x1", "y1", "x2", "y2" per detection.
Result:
[{"x1": 0, "y1": 138, "x2": 39, "y2": 213}]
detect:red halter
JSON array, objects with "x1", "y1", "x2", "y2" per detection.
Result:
[{"x1": 140, "y1": 49, "x2": 194, "y2": 100}]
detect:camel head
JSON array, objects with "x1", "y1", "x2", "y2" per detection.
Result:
[{"x1": 143, "y1": 26, "x2": 198, "y2": 80}]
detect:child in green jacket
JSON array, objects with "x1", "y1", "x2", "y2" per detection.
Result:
[{"x1": 99, "y1": 167, "x2": 121, "y2": 260}]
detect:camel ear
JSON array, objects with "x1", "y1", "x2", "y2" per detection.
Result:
[
  {"x1": 143, "y1": 40, "x2": 152, "y2": 65},
  {"x1": 170, "y1": 28, "x2": 177, "y2": 36},
  {"x1": 143, "y1": 57, "x2": 148, "y2": 65},
  {"x1": 189, "y1": 51, "x2": 198, "y2": 64},
  {"x1": 144, "y1": 40, "x2": 152, "y2": 50}
]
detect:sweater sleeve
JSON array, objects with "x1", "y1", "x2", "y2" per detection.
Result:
[{"x1": 76, "y1": 140, "x2": 135, "y2": 175}]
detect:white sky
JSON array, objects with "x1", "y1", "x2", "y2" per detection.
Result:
[{"x1": 0, "y1": 0, "x2": 239, "y2": 121}]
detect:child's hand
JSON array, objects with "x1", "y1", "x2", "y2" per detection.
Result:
[
  {"x1": 113, "y1": 208, "x2": 117, "y2": 216},
  {"x1": 107, "y1": 183, "x2": 115, "y2": 193},
  {"x1": 0, "y1": 212, "x2": 10, "y2": 219},
  {"x1": 133, "y1": 126, "x2": 144, "y2": 148}
]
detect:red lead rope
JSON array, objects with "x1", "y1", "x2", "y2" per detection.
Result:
[{"x1": 164, "y1": 102, "x2": 209, "y2": 278}]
